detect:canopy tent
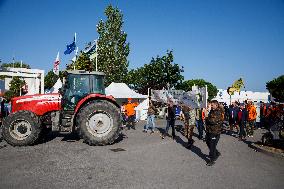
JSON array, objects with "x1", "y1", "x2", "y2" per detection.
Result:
[
  {"x1": 105, "y1": 82, "x2": 147, "y2": 114},
  {"x1": 105, "y1": 82, "x2": 147, "y2": 99}
]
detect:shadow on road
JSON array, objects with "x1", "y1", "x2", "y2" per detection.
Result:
[
  {"x1": 36, "y1": 129, "x2": 128, "y2": 145},
  {"x1": 61, "y1": 133, "x2": 81, "y2": 142},
  {"x1": 175, "y1": 135, "x2": 209, "y2": 163},
  {"x1": 114, "y1": 132, "x2": 128, "y2": 143}
]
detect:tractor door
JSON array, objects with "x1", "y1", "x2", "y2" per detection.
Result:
[{"x1": 62, "y1": 74, "x2": 90, "y2": 111}]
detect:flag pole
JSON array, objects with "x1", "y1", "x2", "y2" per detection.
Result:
[
  {"x1": 73, "y1": 47, "x2": 78, "y2": 70},
  {"x1": 73, "y1": 32, "x2": 77, "y2": 70},
  {"x1": 19, "y1": 60, "x2": 22, "y2": 96},
  {"x1": 95, "y1": 40, "x2": 98, "y2": 72}
]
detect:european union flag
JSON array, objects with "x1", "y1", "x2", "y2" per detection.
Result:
[
  {"x1": 64, "y1": 34, "x2": 76, "y2": 55},
  {"x1": 64, "y1": 41, "x2": 76, "y2": 55}
]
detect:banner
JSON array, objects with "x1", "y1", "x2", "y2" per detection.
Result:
[{"x1": 151, "y1": 86, "x2": 208, "y2": 108}]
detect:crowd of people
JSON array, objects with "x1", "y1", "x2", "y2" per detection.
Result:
[
  {"x1": 120, "y1": 96, "x2": 283, "y2": 166},
  {"x1": 224, "y1": 100, "x2": 283, "y2": 140}
]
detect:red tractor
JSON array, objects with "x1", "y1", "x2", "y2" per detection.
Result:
[{"x1": 1, "y1": 70, "x2": 122, "y2": 146}]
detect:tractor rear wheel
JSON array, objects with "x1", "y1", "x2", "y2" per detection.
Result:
[
  {"x1": 77, "y1": 100, "x2": 121, "y2": 146},
  {"x1": 2, "y1": 111, "x2": 42, "y2": 146}
]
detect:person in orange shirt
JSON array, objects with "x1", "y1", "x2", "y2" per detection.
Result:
[
  {"x1": 124, "y1": 98, "x2": 137, "y2": 130},
  {"x1": 246, "y1": 101, "x2": 257, "y2": 137}
]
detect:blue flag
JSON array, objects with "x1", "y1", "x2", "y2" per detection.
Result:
[{"x1": 64, "y1": 35, "x2": 76, "y2": 55}]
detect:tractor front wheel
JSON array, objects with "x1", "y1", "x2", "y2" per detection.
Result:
[
  {"x1": 77, "y1": 100, "x2": 121, "y2": 146},
  {"x1": 2, "y1": 111, "x2": 42, "y2": 146}
]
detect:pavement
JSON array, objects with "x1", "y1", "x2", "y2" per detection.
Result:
[{"x1": 0, "y1": 119, "x2": 283, "y2": 189}]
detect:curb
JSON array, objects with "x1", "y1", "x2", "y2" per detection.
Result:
[{"x1": 251, "y1": 143, "x2": 284, "y2": 158}]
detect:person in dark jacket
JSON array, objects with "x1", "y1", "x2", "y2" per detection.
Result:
[
  {"x1": 237, "y1": 103, "x2": 248, "y2": 141},
  {"x1": 162, "y1": 99, "x2": 176, "y2": 139},
  {"x1": 205, "y1": 100, "x2": 223, "y2": 166}
]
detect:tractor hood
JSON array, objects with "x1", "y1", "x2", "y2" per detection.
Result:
[{"x1": 11, "y1": 93, "x2": 62, "y2": 115}]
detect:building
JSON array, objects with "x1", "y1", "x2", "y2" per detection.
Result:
[
  {"x1": 0, "y1": 67, "x2": 44, "y2": 95},
  {"x1": 214, "y1": 89, "x2": 270, "y2": 105}
]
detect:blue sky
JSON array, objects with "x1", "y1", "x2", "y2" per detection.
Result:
[{"x1": 0, "y1": 0, "x2": 283, "y2": 91}]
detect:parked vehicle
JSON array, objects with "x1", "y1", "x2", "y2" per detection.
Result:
[{"x1": 2, "y1": 70, "x2": 122, "y2": 146}]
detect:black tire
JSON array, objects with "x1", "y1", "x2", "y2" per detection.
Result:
[
  {"x1": 76, "y1": 100, "x2": 121, "y2": 146},
  {"x1": 2, "y1": 111, "x2": 42, "y2": 146}
]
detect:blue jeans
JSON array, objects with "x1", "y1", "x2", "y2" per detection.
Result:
[
  {"x1": 196, "y1": 120, "x2": 204, "y2": 139},
  {"x1": 145, "y1": 115, "x2": 155, "y2": 131}
]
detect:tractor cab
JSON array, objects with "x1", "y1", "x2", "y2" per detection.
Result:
[{"x1": 61, "y1": 70, "x2": 105, "y2": 110}]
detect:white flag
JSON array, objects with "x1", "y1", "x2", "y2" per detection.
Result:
[
  {"x1": 53, "y1": 52, "x2": 60, "y2": 75},
  {"x1": 71, "y1": 47, "x2": 79, "y2": 62}
]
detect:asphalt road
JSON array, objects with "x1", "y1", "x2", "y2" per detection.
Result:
[{"x1": 0, "y1": 119, "x2": 283, "y2": 189}]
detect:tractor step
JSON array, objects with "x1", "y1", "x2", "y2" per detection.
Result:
[
  {"x1": 58, "y1": 110, "x2": 74, "y2": 133},
  {"x1": 60, "y1": 126, "x2": 72, "y2": 133}
]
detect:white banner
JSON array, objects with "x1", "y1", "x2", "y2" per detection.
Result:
[{"x1": 151, "y1": 86, "x2": 208, "y2": 108}]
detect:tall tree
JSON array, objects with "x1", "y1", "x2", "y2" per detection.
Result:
[
  {"x1": 266, "y1": 75, "x2": 284, "y2": 102},
  {"x1": 96, "y1": 5, "x2": 130, "y2": 86},
  {"x1": 66, "y1": 52, "x2": 94, "y2": 72},
  {"x1": 126, "y1": 51, "x2": 184, "y2": 94},
  {"x1": 177, "y1": 79, "x2": 218, "y2": 100}
]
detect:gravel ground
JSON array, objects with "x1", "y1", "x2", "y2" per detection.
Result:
[{"x1": 0, "y1": 119, "x2": 283, "y2": 189}]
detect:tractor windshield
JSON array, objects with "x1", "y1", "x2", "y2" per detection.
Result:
[
  {"x1": 62, "y1": 73, "x2": 105, "y2": 110},
  {"x1": 68, "y1": 74, "x2": 90, "y2": 95}
]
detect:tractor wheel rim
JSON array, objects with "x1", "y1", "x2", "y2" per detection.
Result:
[
  {"x1": 87, "y1": 111, "x2": 113, "y2": 137},
  {"x1": 9, "y1": 120, "x2": 32, "y2": 140}
]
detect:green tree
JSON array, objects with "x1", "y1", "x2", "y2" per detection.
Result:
[
  {"x1": 9, "y1": 76, "x2": 26, "y2": 96},
  {"x1": 1, "y1": 61, "x2": 30, "y2": 69},
  {"x1": 44, "y1": 70, "x2": 64, "y2": 90},
  {"x1": 3, "y1": 90, "x2": 15, "y2": 102},
  {"x1": 96, "y1": 5, "x2": 130, "y2": 85},
  {"x1": 266, "y1": 75, "x2": 284, "y2": 102},
  {"x1": 66, "y1": 52, "x2": 94, "y2": 72},
  {"x1": 126, "y1": 51, "x2": 184, "y2": 94},
  {"x1": 177, "y1": 79, "x2": 218, "y2": 100}
]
